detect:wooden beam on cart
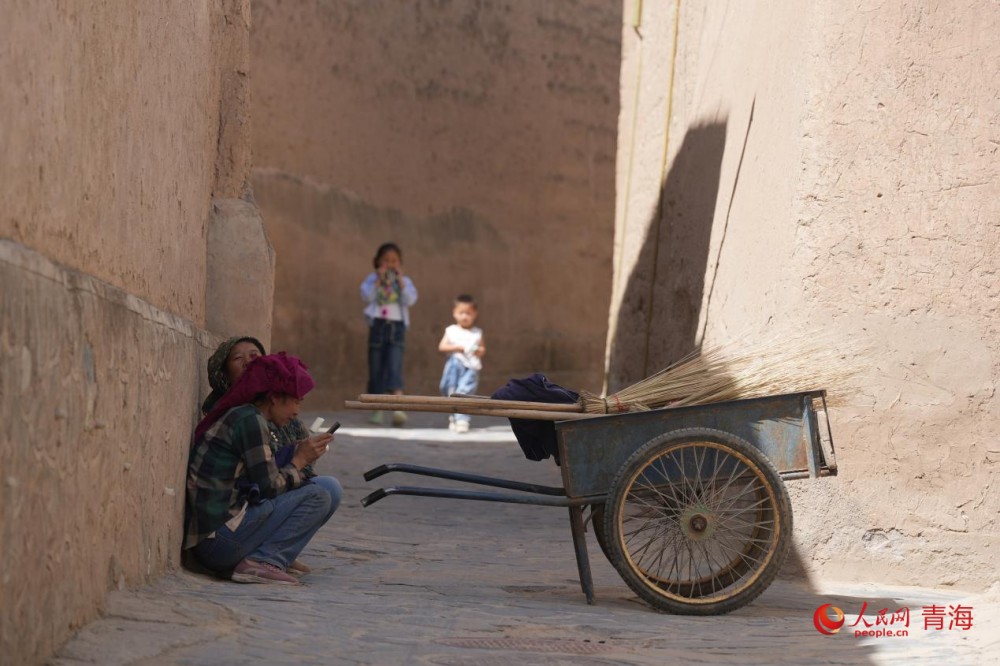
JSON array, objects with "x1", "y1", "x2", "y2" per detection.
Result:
[
  {"x1": 356, "y1": 393, "x2": 583, "y2": 413},
  {"x1": 345, "y1": 400, "x2": 594, "y2": 422}
]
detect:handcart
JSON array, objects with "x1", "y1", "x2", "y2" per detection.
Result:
[{"x1": 357, "y1": 390, "x2": 837, "y2": 615}]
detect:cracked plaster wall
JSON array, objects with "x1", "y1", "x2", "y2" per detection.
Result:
[
  {"x1": 250, "y1": 0, "x2": 621, "y2": 404},
  {"x1": 0, "y1": 1, "x2": 270, "y2": 663},
  {"x1": 608, "y1": 0, "x2": 999, "y2": 589}
]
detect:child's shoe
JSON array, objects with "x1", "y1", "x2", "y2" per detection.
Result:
[
  {"x1": 369, "y1": 410, "x2": 384, "y2": 426},
  {"x1": 392, "y1": 410, "x2": 408, "y2": 427},
  {"x1": 448, "y1": 415, "x2": 456, "y2": 432},
  {"x1": 454, "y1": 420, "x2": 470, "y2": 434}
]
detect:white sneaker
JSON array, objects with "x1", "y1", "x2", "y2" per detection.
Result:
[{"x1": 454, "y1": 420, "x2": 470, "y2": 434}]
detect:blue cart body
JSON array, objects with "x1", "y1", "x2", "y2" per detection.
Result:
[{"x1": 555, "y1": 390, "x2": 836, "y2": 500}]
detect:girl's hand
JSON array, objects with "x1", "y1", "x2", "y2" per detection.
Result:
[
  {"x1": 474, "y1": 346, "x2": 486, "y2": 357},
  {"x1": 292, "y1": 433, "x2": 333, "y2": 468},
  {"x1": 376, "y1": 264, "x2": 388, "y2": 278}
]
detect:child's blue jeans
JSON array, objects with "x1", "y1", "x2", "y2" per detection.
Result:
[
  {"x1": 368, "y1": 319, "x2": 406, "y2": 394},
  {"x1": 440, "y1": 356, "x2": 480, "y2": 423}
]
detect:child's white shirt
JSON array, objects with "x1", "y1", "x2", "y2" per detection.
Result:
[{"x1": 444, "y1": 324, "x2": 483, "y2": 371}]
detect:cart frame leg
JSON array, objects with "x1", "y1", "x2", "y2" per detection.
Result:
[{"x1": 568, "y1": 505, "x2": 596, "y2": 605}]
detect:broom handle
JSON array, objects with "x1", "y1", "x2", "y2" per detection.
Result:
[
  {"x1": 345, "y1": 401, "x2": 592, "y2": 421},
  {"x1": 356, "y1": 394, "x2": 582, "y2": 413}
]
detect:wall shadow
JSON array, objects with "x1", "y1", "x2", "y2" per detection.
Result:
[{"x1": 607, "y1": 122, "x2": 728, "y2": 392}]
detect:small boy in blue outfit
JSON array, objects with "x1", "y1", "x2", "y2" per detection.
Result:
[{"x1": 438, "y1": 294, "x2": 486, "y2": 433}]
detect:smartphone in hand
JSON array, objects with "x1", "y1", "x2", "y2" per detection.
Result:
[{"x1": 309, "y1": 418, "x2": 342, "y2": 434}]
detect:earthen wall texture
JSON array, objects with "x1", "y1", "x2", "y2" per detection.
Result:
[
  {"x1": 608, "y1": 0, "x2": 999, "y2": 589},
  {"x1": 250, "y1": 0, "x2": 621, "y2": 406},
  {"x1": 0, "y1": 0, "x2": 252, "y2": 326},
  {"x1": 0, "y1": 2, "x2": 260, "y2": 662},
  {"x1": 0, "y1": 243, "x2": 216, "y2": 664}
]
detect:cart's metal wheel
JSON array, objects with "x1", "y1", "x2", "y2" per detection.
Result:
[{"x1": 603, "y1": 428, "x2": 792, "y2": 615}]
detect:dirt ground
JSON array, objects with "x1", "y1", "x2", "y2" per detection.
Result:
[{"x1": 51, "y1": 412, "x2": 997, "y2": 665}]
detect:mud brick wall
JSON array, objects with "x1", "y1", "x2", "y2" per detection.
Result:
[
  {"x1": 0, "y1": 1, "x2": 271, "y2": 662},
  {"x1": 607, "y1": 0, "x2": 1000, "y2": 589}
]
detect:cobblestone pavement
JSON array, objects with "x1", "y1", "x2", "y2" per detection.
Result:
[{"x1": 52, "y1": 412, "x2": 996, "y2": 666}]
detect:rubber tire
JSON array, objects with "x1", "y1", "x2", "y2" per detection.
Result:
[
  {"x1": 603, "y1": 427, "x2": 793, "y2": 616},
  {"x1": 590, "y1": 505, "x2": 613, "y2": 563}
]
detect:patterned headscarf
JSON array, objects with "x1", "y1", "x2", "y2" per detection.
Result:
[
  {"x1": 201, "y1": 335, "x2": 266, "y2": 414},
  {"x1": 195, "y1": 352, "x2": 315, "y2": 441}
]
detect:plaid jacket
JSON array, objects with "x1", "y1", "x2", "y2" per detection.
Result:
[{"x1": 184, "y1": 405, "x2": 304, "y2": 549}]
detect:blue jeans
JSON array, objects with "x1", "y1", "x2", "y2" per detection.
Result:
[
  {"x1": 440, "y1": 356, "x2": 480, "y2": 423},
  {"x1": 367, "y1": 319, "x2": 406, "y2": 394},
  {"x1": 194, "y1": 476, "x2": 343, "y2": 572}
]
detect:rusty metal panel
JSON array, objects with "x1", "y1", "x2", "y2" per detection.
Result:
[{"x1": 556, "y1": 392, "x2": 826, "y2": 498}]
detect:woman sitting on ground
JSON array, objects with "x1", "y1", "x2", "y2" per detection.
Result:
[
  {"x1": 201, "y1": 336, "x2": 339, "y2": 578},
  {"x1": 185, "y1": 353, "x2": 340, "y2": 585}
]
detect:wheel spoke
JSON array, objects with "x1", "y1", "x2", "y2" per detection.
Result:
[
  {"x1": 654, "y1": 454, "x2": 689, "y2": 511},
  {"x1": 624, "y1": 491, "x2": 680, "y2": 526},
  {"x1": 699, "y1": 447, "x2": 729, "y2": 512},
  {"x1": 685, "y1": 539, "x2": 699, "y2": 597},
  {"x1": 716, "y1": 495, "x2": 772, "y2": 514},
  {"x1": 676, "y1": 448, "x2": 698, "y2": 506},
  {"x1": 622, "y1": 517, "x2": 668, "y2": 539},
  {"x1": 625, "y1": 523, "x2": 664, "y2": 546},
  {"x1": 623, "y1": 515, "x2": 668, "y2": 544},
  {"x1": 634, "y1": 472, "x2": 679, "y2": 512},
  {"x1": 713, "y1": 479, "x2": 767, "y2": 513},
  {"x1": 703, "y1": 453, "x2": 747, "y2": 510},
  {"x1": 715, "y1": 514, "x2": 774, "y2": 532},
  {"x1": 647, "y1": 530, "x2": 675, "y2": 579},
  {"x1": 628, "y1": 521, "x2": 673, "y2": 564},
  {"x1": 693, "y1": 444, "x2": 706, "y2": 500},
  {"x1": 715, "y1": 533, "x2": 768, "y2": 570},
  {"x1": 696, "y1": 541, "x2": 718, "y2": 595}
]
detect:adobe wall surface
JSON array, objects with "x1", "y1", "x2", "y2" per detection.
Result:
[
  {"x1": 0, "y1": 2, "x2": 268, "y2": 663},
  {"x1": 608, "y1": 0, "x2": 999, "y2": 589},
  {"x1": 3, "y1": 2, "x2": 213, "y2": 324},
  {"x1": 250, "y1": 0, "x2": 621, "y2": 405},
  {"x1": 0, "y1": 241, "x2": 218, "y2": 663}
]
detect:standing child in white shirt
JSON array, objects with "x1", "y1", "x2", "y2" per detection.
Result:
[{"x1": 438, "y1": 294, "x2": 486, "y2": 433}]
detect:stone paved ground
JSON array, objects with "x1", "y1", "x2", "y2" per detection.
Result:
[{"x1": 52, "y1": 412, "x2": 997, "y2": 666}]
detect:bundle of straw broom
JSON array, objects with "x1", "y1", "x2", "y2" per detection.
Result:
[
  {"x1": 345, "y1": 330, "x2": 865, "y2": 420},
  {"x1": 579, "y1": 329, "x2": 865, "y2": 414}
]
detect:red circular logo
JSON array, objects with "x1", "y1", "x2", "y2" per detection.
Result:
[{"x1": 814, "y1": 604, "x2": 845, "y2": 635}]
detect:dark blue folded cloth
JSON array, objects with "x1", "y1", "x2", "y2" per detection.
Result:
[
  {"x1": 275, "y1": 444, "x2": 295, "y2": 468},
  {"x1": 491, "y1": 373, "x2": 579, "y2": 464}
]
